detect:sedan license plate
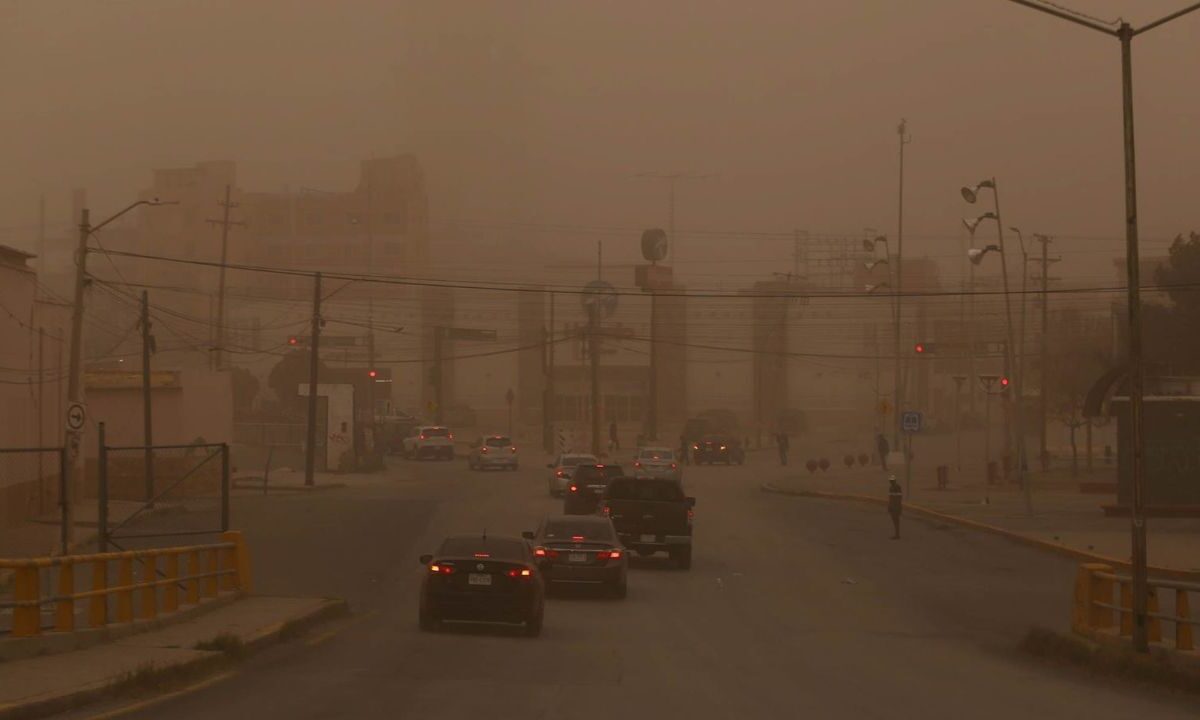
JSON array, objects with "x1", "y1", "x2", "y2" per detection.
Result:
[
  {"x1": 468, "y1": 573, "x2": 492, "y2": 586},
  {"x1": 639, "y1": 534, "x2": 657, "y2": 543},
  {"x1": 568, "y1": 552, "x2": 587, "y2": 563}
]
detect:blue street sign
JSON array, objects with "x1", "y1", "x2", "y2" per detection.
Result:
[{"x1": 901, "y1": 411, "x2": 923, "y2": 434}]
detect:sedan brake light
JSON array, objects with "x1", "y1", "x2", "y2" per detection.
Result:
[
  {"x1": 448, "y1": 433, "x2": 454, "y2": 440},
  {"x1": 480, "y1": 446, "x2": 489, "y2": 454},
  {"x1": 506, "y1": 567, "x2": 533, "y2": 578},
  {"x1": 419, "y1": 434, "x2": 426, "y2": 440},
  {"x1": 556, "y1": 470, "x2": 565, "y2": 478},
  {"x1": 510, "y1": 446, "x2": 517, "y2": 454},
  {"x1": 569, "y1": 484, "x2": 578, "y2": 493},
  {"x1": 633, "y1": 461, "x2": 642, "y2": 468},
  {"x1": 602, "y1": 505, "x2": 611, "y2": 517},
  {"x1": 670, "y1": 462, "x2": 677, "y2": 469},
  {"x1": 429, "y1": 563, "x2": 455, "y2": 575},
  {"x1": 533, "y1": 546, "x2": 547, "y2": 557},
  {"x1": 596, "y1": 548, "x2": 622, "y2": 560},
  {"x1": 687, "y1": 508, "x2": 694, "y2": 527}
]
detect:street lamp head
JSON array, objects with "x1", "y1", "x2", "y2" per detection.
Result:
[
  {"x1": 967, "y1": 244, "x2": 1002, "y2": 265},
  {"x1": 862, "y1": 235, "x2": 887, "y2": 252},
  {"x1": 865, "y1": 282, "x2": 889, "y2": 293},
  {"x1": 962, "y1": 213, "x2": 998, "y2": 236},
  {"x1": 961, "y1": 179, "x2": 996, "y2": 204},
  {"x1": 864, "y1": 259, "x2": 888, "y2": 271}
]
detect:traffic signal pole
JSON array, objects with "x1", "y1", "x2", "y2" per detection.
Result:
[{"x1": 304, "y1": 272, "x2": 322, "y2": 487}]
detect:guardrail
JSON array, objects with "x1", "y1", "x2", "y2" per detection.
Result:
[
  {"x1": 1073, "y1": 562, "x2": 1197, "y2": 652},
  {"x1": 1, "y1": 531, "x2": 251, "y2": 638}
]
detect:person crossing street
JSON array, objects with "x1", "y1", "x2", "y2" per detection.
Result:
[{"x1": 887, "y1": 475, "x2": 903, "y2": 539}]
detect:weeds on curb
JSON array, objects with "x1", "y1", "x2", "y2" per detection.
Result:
[
  {"x1": 1021, "y1": 626, "x2": 1200, "y2": 696},
  {"x1": 193, "y1": 632, "x2": 245, "y2": 658}
]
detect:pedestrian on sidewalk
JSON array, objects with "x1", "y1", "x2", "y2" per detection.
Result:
[
  {"x1": 887, "y1": 475, "x2": 903, "y2": 539},
  {"x1": 609, "y1": 421, "x2": 620, "y2": 452},
  {"x1": 776, "y1": 431, "x2": 790, "y2": 466},
  {"x1": 876, "y1": 433, "x2": 890, "y2": 471}
]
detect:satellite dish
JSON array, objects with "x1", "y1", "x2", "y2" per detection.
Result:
[
  {"x1": 640, "y1": 228, "x2": 669, "y2": 262},
  {"x1": 581, "y1": 280, "x2": 618, "y2": 317}
]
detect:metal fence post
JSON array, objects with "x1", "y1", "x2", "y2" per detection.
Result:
[
  {"x1": 59, "y1": 447, "x2": 69, "y2": 555},
  {"x1": 97, "y1": 423, "x2": 108, "y2": 552},
  {"x1": 221, "y1": 442, "x2": 230, "y2": 532}
]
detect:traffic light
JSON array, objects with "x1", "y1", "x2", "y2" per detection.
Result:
[
  {"x1": 288, "y1": 336, "x2": 299, "y2": 346},
  {"x1": 914, "y1": 343, "x2": 925, "y2": 354},
  {"x1": 914, "y1": 342, "x2": 936, "y2": 354},
  {"x1": 999, "y1": 376, "x2": 1010, "y2": 389},
  {"x1": 367, "y1": 369, "x2": 378, "y2": 379}
]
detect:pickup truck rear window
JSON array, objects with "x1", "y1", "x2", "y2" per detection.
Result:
[
  {"x1": 423, "y1": 427, "x2": 450, "y2": 437},
  {"x1": 543, "y1": 520, "x2": 614, "y2": 541},
  {"x1": 485, "y1": 436, "x2": 511, "y2": 447},
  {"x1": 606, "y1": 479, "x2": 685, "y2": 502}
]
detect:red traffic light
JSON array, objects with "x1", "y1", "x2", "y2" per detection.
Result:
[
  {"x1": 914, "y1": 343, "x2": 925, "y2": 354},
  {"x1": 288, "y1": 336, "x2": 299, "y2": 346},
  {"x1": 999, "y1": 376, "x2": 1010, "y2": 388},
  {"x1": 367, "y1": 369, "x2": 378, "y2": 379}
]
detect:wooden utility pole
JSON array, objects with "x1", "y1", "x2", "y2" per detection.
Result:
[
  {"x1": 433, "y1": 327, "x2": 444, "y2": 425},
  {"x1": 37, "y1": 326, "x2": 45, "y2": 512},
  {"x1": 542, "y1": 292, "x2": 556, "y2": 454},
  {"x1": 207, "y1": 185, "x2": 244, "y2": 371},
  {"x1": 304, "y1": 273, "x2": 323, "y2": 486},
  {"x1": 140, "y1": 291, "x2": 155, "y2": 505},
  {"x1": 64, "y1": 207, "x2": 91, "y2": 545},
  {"x1": 1035, "y1": 234, "x2": 1056, "y2": 471}
]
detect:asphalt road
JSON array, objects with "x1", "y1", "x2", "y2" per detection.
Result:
[{"x1": 65, "y1": 452, "x2": 1199, "y2": 719}]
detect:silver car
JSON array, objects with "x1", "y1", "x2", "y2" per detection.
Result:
[
  {"x1": 546, "y1": 453, "x2": 599, "y2": 497},
  {"x1": 632, "y1": 447, "x2": 682, "y2": 481}
]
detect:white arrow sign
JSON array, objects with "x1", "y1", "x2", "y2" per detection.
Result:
[{"x1": 66, "y1": 402, "x2": 87, "y2": 432}]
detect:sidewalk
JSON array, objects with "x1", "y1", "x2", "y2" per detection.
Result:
[
  {"x1": 0, "y1": 500, "x2": 183, "y2": 559},
  {"x1": 0, "y1": 595, "x2": 346, "y2": 720},
  {"x1": 768, "y1": 466, "x2": 1200, "y2": 574}
]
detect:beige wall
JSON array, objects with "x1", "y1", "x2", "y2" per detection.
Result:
[{"x1": 83, "y1": 369, "x2": 233, "y2": 457}]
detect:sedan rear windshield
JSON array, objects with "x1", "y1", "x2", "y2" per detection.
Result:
[
  {"x1": 606, "y1": 479, "x2": 685, "y2": 502},
  {"x1": 485, "y1": 436, "x2": 512, "y2": 447},
  {"x1": 575, "y1": 465, "x2": 624, "y2": 482},
  {"x1": 561, "y1": 455, "x2": 596, "y2": 467},
  {"x1": 638, "y1": 449, "x2": 675, "y2": 460},
  {"x1": 438, "y1": 537, "x2": 525, "y2": 560},
  {"x1": 543, "y1": 520, "x2": 614, "y2": 542},
  {"x1": 423, "y1": 427, "x2": 450, "y2": 437}
]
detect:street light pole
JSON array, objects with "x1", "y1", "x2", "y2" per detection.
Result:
[
  {"x1": 1003, "y1": 0, "x2": 1200, "y2": 656},
  {"x1": 894, "y1": 120, "x2": 911, "y2": 450}
]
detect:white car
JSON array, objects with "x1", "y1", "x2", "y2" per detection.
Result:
[
  {"x1": 467, "y1": 435, "x2": 519, "y2": 471},
  {"x1": 632, "y1": 446, "x2": 682, "y2": 481},
  {"x1": 545, "y1": 453, "x2": 599, "y2": 497},
  {"x1": 404, "y1": 426, "x2": 455, "y2": 460}
]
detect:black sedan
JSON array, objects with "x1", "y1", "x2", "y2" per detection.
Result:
[
  {"x1": 691, "y1": 435, "x2": 745, "y2": 465},
  {"x1": 562, "y1": 464, "x2": 624, "y2": 515},
  {"x1": 418, "y1": 535, "x2": 546, "y2": 636},
  {"x1": 523, "y1": 515, "x2": 628, "y2": 598}
]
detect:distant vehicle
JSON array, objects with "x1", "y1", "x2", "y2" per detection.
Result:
[
  {"x1": 697, "y1": 408, "x2": 742, "y2": 436},
  {"x1": 384, "y1": 419, "x2": 422, "y2": 455},
  {"x1": 546, "y1": 453, "x2": 599, "y2": 497},
  {"x1": 680, "y1": 417, "x2": 712, "y2": 445},
  {"x1": 403, "y1": 425, "x2": 455, "y2": 460},
  {"x1": 563, "y1": 464, "x2": 624, "y2": 515},
  {"x1": 467, "y1": 435, "x2": 518, "y2": 471},
  {"x1": 632, "y1": 446, "x2": 682, "y2": 481},
  {"x1": 418, "y1": 535, "x2": 545, "y2": 636},
  {"x1": 691, "y1": 434, "x2": 744, "y2": 465},
  {"x1": 522, "y1": 515, "x2": 628, "y2": 598},
  {"x1": 602, "y1": 477, "x2": 695, "y2": 569}
]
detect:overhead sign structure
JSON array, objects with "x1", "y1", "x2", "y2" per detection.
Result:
[
  {"x1": 901, "y1": 411, "x2": 923, "y2": 434},
  {"x1": 66, "y1": 402, "x2": 86, "y2": 432},
  {"x1": 581, "y1": 280, "x2": 618, "y2": 317},
  {"x1": 640, "y1": 228, "x2": 669, "y2": 262}
]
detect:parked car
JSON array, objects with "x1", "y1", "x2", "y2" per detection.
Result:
[
  {"x1": 403, "y1": 425, "x2": 455, "y2": 460},
  {"x1": 417, "y1": 534, "x2": 545, "y2": 636},
  {"x1": 546, "y1": 453, "x2": 599, "y2": 497},
  {"x1": 632, "y1": 446, "x2": 682, "y2": 481},
  {"x1": 562, "y1": 464, "x2": 624, "y2": 515},
  {"x1": 522, "y1": 515, "x2": 628, "y2": 598},
  {"x1": 602, "y1": 477, "x2": 695, "y2": 569},
  {"x1": 467, "y1": 435, "x2": 519, "y2": 471},
  {"x1": 691, "y1": 434, "x2": 744, "y2": 465}
]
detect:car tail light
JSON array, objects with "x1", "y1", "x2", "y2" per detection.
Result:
[
  {"x1": 419, "y1": 434, "x2": 426, "y2": 440},
  {"x1": 597, "y1": 548, "x2": 622, "y2": 560},
  {"x1": 569, "y1": 484, "x2": 578, "y2": 493},
  {"x1": 634, "y1": 461, "x2": 642, "y2": 469},
  {"x1": 692, "y1": 444, "x2": 699, "y2": 450},
  {"x1": 533, "y1": 546, "x2": 547, "y2": 557},
  {"x1": 510, "y1": 446, "x2": 517, "y2": 454},
  {"x1": 480, "y1": 447, "x2": 489, "y2": 454},
  {"x1": 720, "y1": 445, "x2": 727, "y2": 451},
  {"x1": 687, "y1": 508, "x2": 694, "y2": 527},
  {"x1": 571, "y1": 535, "x2": 585, "y2": 541},
  {"x1": 506, "y1": 567, "x2": 533, "y2": 578},
  {"x1": 602, "y1": 505, "x2": 611, "y2": 517},
  {"x1": 670, "y1": 463, "x2": 677, "y2": 469},
  {"x1": 448, "y1": 433, "x2": 454, "y2": 440},
  {"x1": 556, "y1": 470, "x2": 564, "y2": 478},
  {"x1": 429, "y1": 564, "x2": 455, "y2": 575}
]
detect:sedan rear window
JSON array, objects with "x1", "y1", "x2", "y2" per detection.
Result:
[
  {"x1": 423, "y1": 427, "x2": 450, "y2": 437},
  {"x1": 543, "y1": 520, "x2": 614, "y2": 541},
  {"x1": 485, "y1": 436, "x2": 511, "y2": 447},
  {"x1": 639, "y1": 449, "x2": 675, "y2": 460},
  {"x1": 606, "y1": 479, "x2": 685, "y2": 502},
  {"x1": 561, "y1": 455, "x2": 596, "y2": 467},
  {"x1": 438, "y1": 536, "x2": 526, "y2": 559}
]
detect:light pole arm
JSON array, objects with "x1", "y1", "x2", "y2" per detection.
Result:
[
  {"x1": 1003, "y1": 0, "x2": 1118, "y2": 34},
  {"x1": 1135, "y1": 1, "x2": 1200, "y2": 34}
]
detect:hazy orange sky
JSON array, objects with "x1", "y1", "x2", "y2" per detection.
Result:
[{"x1": 1, "y1": 1, "x2": 1196, "y2": 279}]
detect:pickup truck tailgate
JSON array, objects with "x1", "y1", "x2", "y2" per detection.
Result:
[{"x1": 608, "y1": 499, "x2": 689, "y2": 538}]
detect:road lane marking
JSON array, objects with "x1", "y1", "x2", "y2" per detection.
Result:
[{"x1": 305, "y1": 609, "x2": 378, "y2": 647}]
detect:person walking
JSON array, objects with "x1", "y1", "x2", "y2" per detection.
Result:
[
  {"x1": 776, "y1": 431, "x2": 790, "y2": 466},
  {"x1": 876, "y1": 432, "x2": 890, "y2": 471},
  {"x1": 887, "y1": 475, "x2": 903, "y2": 539},
  {"x1": 609, "y1": 421, "x2": 620, "y2": 452}
]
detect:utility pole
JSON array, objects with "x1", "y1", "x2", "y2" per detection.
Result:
[
  {"x1": 589, "y1": 304, "x2": 602, "y2": 457},
  {"x1": 893, "y1": 119, "x2": 911, "y2": 449},
  {"x1": 543, "y1": 292, "x2": 556, "y2": 454},
  {"x1": 207, "y1": 185, "x2": 243, "y2": 371},
  {"x1": 140, "y1": 291, "x2": 155, "y2": 505},
  {"x1": 433, "y1": 327, "x2": 444, "y2": 425},
  {"x1": 304, "y1": 273, "x2": 322, "y2": 487},
  {"x1": 64, "y1": 208, "x2": 91, "y2": 545},
  {"x1": 1034, "y1": 234, "x2": 1057, "y2": 471},
  {"x1": 646, "y1": 280, "x2": 659, "y2": 442},
  {"x1": 37, "y1": 326, "x2": 45, "y2": 512}
]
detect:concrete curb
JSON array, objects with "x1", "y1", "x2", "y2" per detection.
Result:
[
  {"x1": 231, "y1": 480, "x2": 348, "y2": 493},
  {"x1": 760, "y1": 482, "x2": 1200, "y2": 583},
  {"x1": 0, "y1": 597, "x2": 349, "y2": 720}
]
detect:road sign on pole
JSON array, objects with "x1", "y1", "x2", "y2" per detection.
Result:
[
  {"x1": 66, "y1": 402, "x2": 86, "y2": 432},
  {"x1": 901, "y1": 411, "x2": 922, "y2": 434}
]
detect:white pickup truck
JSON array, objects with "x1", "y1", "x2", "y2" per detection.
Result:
[{"x1": 403, "y1": 426, "x2": 455, "y2": 460}]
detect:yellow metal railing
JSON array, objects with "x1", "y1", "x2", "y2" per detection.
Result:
[
  {"x1": 1073, "y1": 562, "x2": 1197, "y2": 652},
  {"x1": 1, "y1": 531, "x2": 251, "y2": 638}
]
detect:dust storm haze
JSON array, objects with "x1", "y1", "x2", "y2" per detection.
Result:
[{"x1": 2, "y1": 0, "x2": 1197, "y2": 271}]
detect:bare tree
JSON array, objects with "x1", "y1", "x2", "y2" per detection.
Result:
[{"x1": 1045, "y1": 309, "x2": 1109, "y2": 476}]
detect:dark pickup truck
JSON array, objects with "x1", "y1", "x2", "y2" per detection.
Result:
[{"x1": 601, "y1": 477, "x2": 695, "y2": 569}]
